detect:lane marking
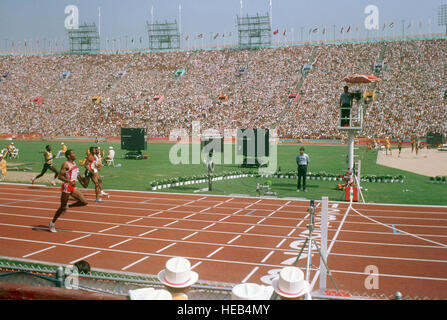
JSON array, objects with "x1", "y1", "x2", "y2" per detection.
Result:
[
  {"x1": 244, "y1": 226, "x2": 255, "y2": 233},
  {"x1": 191, "y1": 261, "x2": 202, "y2": 269},
  {"x1": 23, "y1": 245, "x2": 56, "y2": 258},
  {"x1": 276, "y1": 239, "x2": 286, "y2": 248},
  {"x1": 109, "y1": 238, "x2": 132, "y2": 248},
  {"x1": 257, "y1": 217, "x2": 267, "y2": 224},
  {"x1": 218, "y1": 216, "x2": 230, "y2": 222},
  {"x1": 121, "y1": 256, "x2": 149, "y2": 271},
  {"x1": 261, "y1": 250, "x2": 275, "y2": 263},
  {"x1": 245, "y1": 210, "x2": 256, "y2": 216},
  {"x1": 202, "y1": 223, "x2": 216, "y2": 230},
  {"x1": 184, "y1": 213, "x2": 197, "y2": 219},
  {"x1": 69, "y1": 250, "x2": 101, "y2": 264},
  {"x1": 182, "y1": 232, "x2": 198, "y2": 240},
  {"x1": 65, "y1": 235, "x2": 91, "y2": 244},
  {"x1": 227, "y1": 235, "x2": 241, "y2": 244},
  {"x1": 3, "y1": 236, "x2": 447, "y2": 279},
  {"x1": 232, "y1": 209, "x2": 244, "y2": 215},
  {"x1": 147, "y1": 211, "x2": 163, "y2": 217},
  {"x1": 287, "y1": 229, "x2": 296, "y2": 237},
  {"x1": 163, "y1": 220, "x2": 178, "y2": 227},
  {"x1": 138, "y1": 229, "x2": 158, "y2": 237},
  {"x1": 126, "y1": 218, "x2": 143, "y2": 224},
  {"x1": 241, "y1": 266, "x2": 259, "y2": 283},
  {"x1": 98, "y1": 225, "x2": 119, "y2": 233},
  {"x1": 207, "y1": 246, "x2": 224, "y2": 258},
  {"x1": 156, "y1": 242, "x2": 176, "y2": 253}
]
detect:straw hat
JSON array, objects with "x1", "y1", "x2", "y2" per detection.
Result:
[
  {"x1": 272, "y1": 267, "x2": 311, "y2": 299},
  {"x1": 157, "y1": 257, "x2": 198, "y2": 288},
  {"x1": 231, "y1": 283, "x2": 274, "y2": 300},
  {"x1": 128, "y1": 287, "x2": 172, "y2": 300}
]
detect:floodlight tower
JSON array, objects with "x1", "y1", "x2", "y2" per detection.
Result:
[{"x1": 438, "y1": 4, "x2": 447, "y2": 34}]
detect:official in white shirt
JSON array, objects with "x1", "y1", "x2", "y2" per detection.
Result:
[{"x1": 296, "y1": 147, "x2": 310, "y2": 192}]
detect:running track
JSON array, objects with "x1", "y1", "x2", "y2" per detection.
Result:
[{"x1": 0, "y1": 183, "x2": 446, "y2": 299}]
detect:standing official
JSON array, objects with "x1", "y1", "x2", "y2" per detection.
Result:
[
  {"x1": 296, "y1": 147, "x2": 309, "y2": 192},
  {"x1": 340, "y1": 86, "x2": 353, "y2": 127}
]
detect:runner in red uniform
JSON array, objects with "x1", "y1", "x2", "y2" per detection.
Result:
[{"x1": 49, "y1": 149, "x2": 88, "y2": 233}]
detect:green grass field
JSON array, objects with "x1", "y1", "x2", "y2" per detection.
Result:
[{"x1": 1, "y1": 139, "x2": 446, "y2": 205}]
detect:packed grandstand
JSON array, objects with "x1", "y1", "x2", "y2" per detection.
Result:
[{"x1": 0, "y1": 38, "x2": 446, "y2": 140}]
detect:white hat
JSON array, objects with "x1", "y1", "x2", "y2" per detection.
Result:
[
  {"x1": 61, "y1": 142, "x2": 64, "y2": 145},
  {"x1": 109, "y1": 146, "x2": 113, "y2": 149},
  {"x1": 157, "y1": 257, "x2": 198, "y2": 288},
  {"x1": 128, "y1": 288, "x2": 172, "y2": 300},
  {"x1": 231, "y1": 283, "x2": 274, "y2": 300},
  {"x1": 272, "y1": 267, "x2": 311, "y2": 298}
]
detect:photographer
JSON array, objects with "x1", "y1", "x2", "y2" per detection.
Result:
[{"x1": 340, "y1": 86, "x2": 353, "y2": 127}]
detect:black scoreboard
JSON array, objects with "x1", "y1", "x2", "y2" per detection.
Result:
[{"x1": 121, "y1": 128, "x2": 147, "y2": 151}]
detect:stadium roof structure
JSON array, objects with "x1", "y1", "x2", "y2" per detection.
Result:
[{"x1": 236, "y1": 13, "x2": 272, "y2": 49}]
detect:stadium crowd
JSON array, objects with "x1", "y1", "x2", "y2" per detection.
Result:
[{"x1": 0, "y1": 38, "x2": 445, "y2": 140}]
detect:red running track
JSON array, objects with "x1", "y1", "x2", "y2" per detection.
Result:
[{"x1": 0, "y1": 183, "x2": 446, "y2": 299}]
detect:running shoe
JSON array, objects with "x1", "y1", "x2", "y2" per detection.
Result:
[
  {"x1": 95, "y1": 198, "x2": 104, "y2": 203},
  {"x1": 49, "y1": 221, "x2": 56, "y2": 233},
  {"x1": 31, "y1": 178, "x2": 35, "y2": 185},
  {"x1": 51, "y1": 180, "x2": 57, "y2": 187},
  {"x1": 100, "y1": 191, "x2": 110, "y2": 198}
]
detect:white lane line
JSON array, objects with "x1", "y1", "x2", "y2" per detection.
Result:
[
  {"x1": 121, "y1": 256, "x2": 149, "y2": 271},
  {"x1": 241, "y1": 266, "x2": 259, "y2": 283},
  {"x1": 232, "y1": 209, "x2": 244, "y2": 215},
  {"x1": 267, "y1": 201, "x2": 291, "y2": 217},
  {"x1": 126, "y1": 218, "x2": 143, "y2": 224},
  {"x1": 244, "y1": 225, "x2": 255, "y2": 233},
  {"x1": 207, "y1": 246, "x2": 224, "y2": 258},
  {"x1": 98, "y1": 225, "x2": 119, "y2": 233},
  {"x1": 138, "y1": 229, "x2": 158, "y2": 237},
  {"x1": 276, "y1": 238, "x2": 286, "y2": 248},
  {"x1": 219, "y1": 216, "x2": 230, "y2": 222},
  {"x1": 184, "y1": 213, "x2": 197, "y2": 219},
  {"x1": 147, "y1": 211, "x2": 163, "y2": 217},
  {"x1": 69, "y1": 250, "x2": 101, "y2": 264},
  {"x1": 199, "y1": 208, "x2": 209, "y2": 213},
  {"x1": 261, "y1": 250, "x2": 275, "y2": 263},
  {"x1": 182, "y1": 232, "x2": 198, "y2": 240},
  {"x1": 156, "y1": 242, "x2": 176, "y2": 253},
  {"x1": 287, "y1": 229, "x2": 296, "y2": 237},
  {"x1": 109, "y1": 238, "x2": 132, "y2": 248},
  {"x1": 227, "y1": 235, "x2": 241, "y2": 244},
  {"x1": 163, "y1": 220, "x2": 178, "y2": 227},
  {"x1": 245, "y1": 199, "x2": 262, "y2": 209},
  {"x1": 191, "y1": 261, "x2": 202, "y2": 270},
  {"x1": 65, "y1": 235, "x2": 91, "y2": 244},
  {"x1": 23, "y1": 246, "x2": 56, "y2": 258},
  {"x1": 202, "y1": 223, "x2": 216, "y2": 230},
  {"x1": 257, "y1": 218, "x2": 267, "y2": 224}
]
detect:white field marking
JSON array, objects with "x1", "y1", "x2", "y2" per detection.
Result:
[
  {"x1": 287, "y1": 229, "x2": 296, "y2": 237},
  {"x1": 227, "y1": 235, "x2": 241, "y2": 244},
  {"x1": 126, "y1": 218, "x2": 143, "y2": 224},
  {"x1": 232, "y1": 209, "x2": 244, "y2": 215},
  {"x1": 2, "y1": 213, "x2": 446, "y2": 249},
  {"x1": 296, "y1": 214, "x2": 309, "y2": 227},
  {"x1": 183, "y1": 213, "x2": 197, "y2": 219},
  {"x1": 241, "y1": 266, "x2": 259, "y2": 283},
  {"x1": 275, "y1": 239, "x2": 287, "y2": 248},
  {"x1": 4, "y1": 236, "x2": 447, "y2": 279},
  {"x1": 199, "y1": 208, "x2": 209, "y2": 213},
  {"x1": 6, "y1": 196, "x2": 444, "y2": 227},
  {"x1": 332, "y1": 204, "x2": 339, "y2": 208},
  {"x1": 243, "y1": 225, "x2": 255, "y2": 233},
  {"x1": 138, "y1": 229, "x2": 158, "y2": 237},
  {"x1": 245, "y1": 199, "x2": 262, "y2": 209},
  {"x1": 2, "y1": 186, "x2": 447, "y2": 212},
  {"x1": 191, "y1": 261, "x2": 202, "y2": 269},
  {"x1": 98, "y1": 225, "x2": 119, "y2": 233},
  {"x1": 121, "y1": 256, "x2": 149, "y2": 271},
  {"x1": 69, "y1": 251, "x2": 101, "y2": 264},
  {"x1": 267, "y1": 201, "x2": 292, "y2": 217},
  {"x1": 156, "y1": 242, "x2": 176, "y2": 253},
  {"x1": 0, "y1": 195, "x2": 57, "y2": 207},
  {"x1": 329, "y1": 252, "x2": 447, "y2": 263},
  {"x1": 261, "y1": 250, "x2": 275, "y2": 263},
  {"x1": 202, "y1": 223, "x2": 216, "y2": 230},
  {"x1": 218, "y1": 216, "x2": 230, "y2": 222},
  {"x1": 310, "y1": 203, "x2": 352, "y2": 289},
  {"x1": 23, "y1": 246, "x2": 56, "y2": 258},
  {"x1": 206, "y1": 246, "x2": 224, "y2": 258},
  {"x1": 167, "y1": 205, "x2": 181, "y2": 211},
  {"x1": 257, "y1": 218, "x2": 267, "y2": 224},
  {"x1": 109, "y1": 238, "x2": 132, "y2": 248},
  {"x1": 65, "y1": 235, "x2": 91, "y2": 244},
  {"x1": 163, "y1": 220, "x2": 178, "y2": 227},
  {"x1": 182, "y1": 232, "x2": 198, "y2": 240}
]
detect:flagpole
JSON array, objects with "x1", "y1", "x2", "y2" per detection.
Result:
[
  {"x1": 98, "y1": 7, "x2": 101, "y2": 37},
  {"x1": 151, "y1": 5, "x2": 154, "y2": 25},
  {"x1": 240, "y1": 0, "x2": 242, "y2": 18},
  {"x1": 179, "y1": 4, "x2": 182, "y2": 34},
  {"x1": 270, "y1": 0, "x2": 272, "y2": 29}
]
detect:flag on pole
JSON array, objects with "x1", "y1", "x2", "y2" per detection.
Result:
[
  {"x1": 283, "y1": 29, "x2": 286, "y2": 36},
  {"x1": 131, "y1": 38, "x2": 134, "y2": 43},
  {"x1": 313, "y1": 28, "x2": 318, "y2": 33},
  {"x1": 214, "y1": 33, "x2": 219, "y2": 39},
  {"x1": 140, "y1": 36, "x2": 142, "y2": 43},
  {"x1": 198, "y1": 33, "x2": 203, "y2": 38},
  {"x1": 389, "y1": 22, "x2": 394, "y2": 28},
  {"x1": 322, "y1": 27, "x2": 325, "y2": 35},
  {"x1": 355, "y1": 25, "x2": 359, "y2": 32},
  {"x1": 407, "y1": 21, "x2": 412, "y2": 29},
  {"x1": 273, "y1": 29, "x2": 279, "y2": 35},
  {"x1": 186, "y1": 35, "x2": 189, "y2": 41},
  {"x1": 346, "y1": 26, "x2": 351, "y2": 33},
  {"x1": 382, "y1": 23, "x2": 386, "y2": 30},
  {"x1": 340, "y1": 26, "x2": 344, "y2": 33}
]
